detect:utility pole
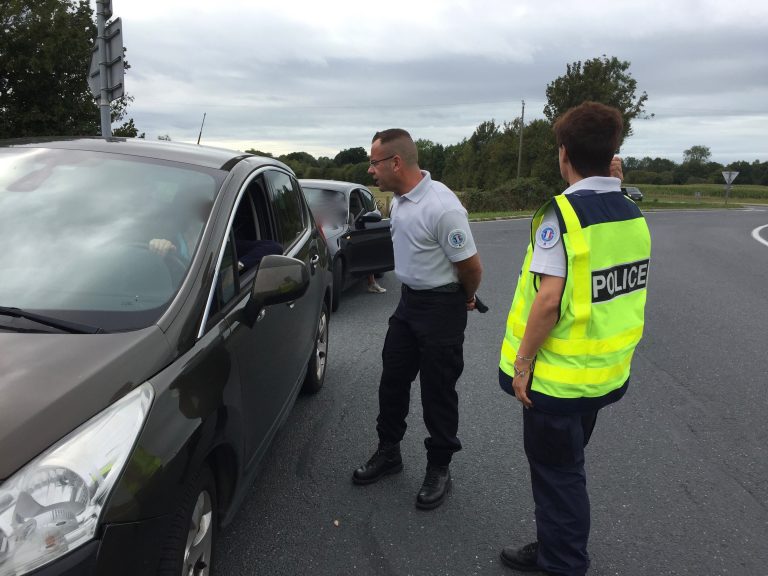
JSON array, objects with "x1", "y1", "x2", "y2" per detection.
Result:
[{"x1": 516, "y1": 99, "x2": 525, "y2": 181}]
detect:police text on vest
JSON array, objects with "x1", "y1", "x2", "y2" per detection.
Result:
[{"x1": 592, "y1": 259, "x2": 650, "y2": 303}]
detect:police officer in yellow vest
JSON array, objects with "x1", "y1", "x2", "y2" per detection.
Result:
[{"x1": 498, "y1": 102, "x2": 651, "y2": 575}]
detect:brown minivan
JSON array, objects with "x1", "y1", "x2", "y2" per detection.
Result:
[{"x1": 0, "y1": 138, "x2": 332, "y2": 576}]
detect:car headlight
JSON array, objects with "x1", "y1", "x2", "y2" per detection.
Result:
[{"x1": 0, "y1": 382, "x2": 153, "y2": 576}]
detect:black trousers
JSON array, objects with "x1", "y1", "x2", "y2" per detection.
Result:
[
  {"x1": 523, "y1": 407, "x2": 599, "y2": 576},
  {"x1": 376, "y1": 285, "x2": 467, "y2": 466}
]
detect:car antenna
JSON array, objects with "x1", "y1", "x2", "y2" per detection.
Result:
[{"x1": 197, "y1": 112, "x2": 206, "y2": 145}]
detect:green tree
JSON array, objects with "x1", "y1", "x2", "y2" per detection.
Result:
[
  {"x1": 110, "y1": 92, "x2": 143, "y2": 137},
  {"x1": 112, "y1": 117, "x2": 144, "y2": 138},
  {"x1": 683, "y1": 145, "x2": 711, "y2": 164},
  {"x1": 523, "y1": 119, "x2": 560, "y2": 187},
  {"x1": 0, "y1": 0, "x2": 99, "y2": 137},
  {"x1": 334, "y1": 147, "x2": 367, "y2": 166},
  {"x1": 1, "y1": 0, "x2": 141, "y2": 138},
  {"x1": 415, "y1": 139, "x2": 446, "y2": 181},
  {"x1": 543, "y1": 55, "x2": 650, "y2": 144}
]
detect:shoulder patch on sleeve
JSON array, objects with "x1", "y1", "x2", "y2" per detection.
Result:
[
  {"x1": 447, "y1": 228, "x2": 468, "y2": 249},
  {"x1": 535, "y1": 222, "x2": 560, "y2": 249}
]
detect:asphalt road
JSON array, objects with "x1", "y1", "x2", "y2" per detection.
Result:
[{"x1": 214, "y1": 207, "x2": 768, "y2": 576}]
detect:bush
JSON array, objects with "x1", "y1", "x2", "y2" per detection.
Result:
[{"x1": 462, "y1": 178, "x2": 553, "y2": 212}]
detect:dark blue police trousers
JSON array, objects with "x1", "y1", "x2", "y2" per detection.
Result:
[
  {"x1": 523, "y1": 406, "x2": 599, "y2": 576},
  {"x1": 376, "y1": 285, "x2": 467, "y2": 466}
]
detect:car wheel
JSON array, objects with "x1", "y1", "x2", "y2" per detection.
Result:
[
  {"x1": 158, "y1": 466, "x2": 217, "y2": 576},
  {"x1": 303, "y1": 302, "x2": 329, "y2": 394},
  {"x1": 331, "y1": 259, "x2": 343, "y2": 312}
]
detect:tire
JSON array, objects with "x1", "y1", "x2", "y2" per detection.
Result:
[
  {"x1": 158, "y1": 465, "x2": 217, "y2": 576},
  {"x1": 331, "y1": 258, "x2": 343, "y2": 312},
  {"x1": 303, "y1": 302, "x2": 329, "y2": 394}
]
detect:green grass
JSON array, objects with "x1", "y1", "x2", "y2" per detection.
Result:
[
  {"x1": 371, "y1": 184, "x2": 767, "y2": 221},
  {"x1": 639, "y1": 183, "x2": 768, "y2": 201}
]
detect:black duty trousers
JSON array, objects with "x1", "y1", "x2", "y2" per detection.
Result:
[
  {"x1": 376, "y1": 285, "x2": 468, "y2": 466},
  {"x1": 523, "y1": 407, "x2": 599, "y2": 576}
]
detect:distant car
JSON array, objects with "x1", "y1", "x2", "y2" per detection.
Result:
[
  {"x1": 622, "y1": 186, "x2": 644, "y2": 201},
  {"x1": 0, "y1": 137, "x2": 332, "y2": 576},
  {"x1": 300, "y1": 179, "x2": 394, "y2": 311}
]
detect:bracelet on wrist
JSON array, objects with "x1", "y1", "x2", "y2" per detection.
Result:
[
  {"x1": 513, "y1": 364, "x2": 529, "y2": 378},
  {"x1": 516, "y1": 353, "x2": 535, "y2": 363}
]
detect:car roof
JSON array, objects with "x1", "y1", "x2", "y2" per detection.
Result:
[
  {"x1": 0, "y1": 137, "x2": 290, "y2": 172},
  {"x1": 299, "y1": 179, "x2": 369, "y2": 194}
]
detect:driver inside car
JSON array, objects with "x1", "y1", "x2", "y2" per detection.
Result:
[{"x1": 147, "y1": 191, "x2": 212, "y2": 263}]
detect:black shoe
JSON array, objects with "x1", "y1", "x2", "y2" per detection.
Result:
[
  {"x1": 500, "y1": 542, "x2": 545, "y2": 573},
  {"x1": 352, "y1": 444, "x2": 403, "y2": 485},
  {"x1": 415, "y1": 464, "x2": 451, "y2": 509}
]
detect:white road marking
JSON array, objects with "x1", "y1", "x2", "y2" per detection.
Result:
[{"x1": 752, "y1": 224, "x2": 768, "y2": 248}]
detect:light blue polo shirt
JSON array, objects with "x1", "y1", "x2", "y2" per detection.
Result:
[{"x1": 390, "y1": 171, "x2": 477, "y2": 290}]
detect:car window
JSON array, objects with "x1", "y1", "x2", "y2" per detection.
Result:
[
  {"x1": 302, "y1": 187, "x2": 347, "y2": 227},
  {"x1": 0, "y1": 147, "x2": 222, "y2": 331},
  {"x1": 210, "y1": 173, "x2": 284, "y2": 318},
  {"x1": 360, "y1": 189, "x2": 376, "y2": 212},
  {"x1": 264, "y1": 170, "x2": 305, "y2": 249},
  {"x1": 349, "y1": 191, "x2": 364, "y2": 220}
]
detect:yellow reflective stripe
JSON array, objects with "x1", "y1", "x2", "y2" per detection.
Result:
[
  {"x1": 534, "y1": 353, "x2": 632, "y2": 385},
  {"x1": 512, "y1": 322, "x2": 643, "y2": 356},
  {"x1": 554, "y1": 195, "x2": 591, "y2": 339},
  {"x1": 500, "y1": 337, "x2": 520, "y2": 363},
  {"x1": 511, "y1": 252, "x2": 531, "y2": 322}
]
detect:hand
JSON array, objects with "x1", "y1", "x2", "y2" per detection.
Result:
[
  {"x1": 512, "y1": 366, "x2": 533, "y2": 408},
  {"x1": 466, "y1": 295, "x2": 477, "y2": 311},
  {"x1": 149, "y1": 238, "x2": 177, "y2": 256},
  {"x1": 610, "y1": 156, "x2": 624, "y2": 181}
]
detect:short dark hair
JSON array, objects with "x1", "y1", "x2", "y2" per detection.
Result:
[
  {"x1": 372, "y1": 128, "x2": 418, "y2": 165},
  {"x1": 372, "y1": 128, "x2": 412, "y2": 145},
  {"x1": 553, "y1": 102, "x2": 623, "y2": 177}
]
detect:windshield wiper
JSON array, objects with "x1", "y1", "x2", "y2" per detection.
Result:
[{"x1": 0, "y1": 306, "x2": 104, "y2": 334}]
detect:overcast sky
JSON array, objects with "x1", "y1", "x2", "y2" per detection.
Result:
[{"x1": 104, "y1": 0, "x2": 768, "y2": 165}]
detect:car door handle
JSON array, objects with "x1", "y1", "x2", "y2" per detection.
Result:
[{"x1": 309, "y1": 254, "x2": 320, "y2": 273}]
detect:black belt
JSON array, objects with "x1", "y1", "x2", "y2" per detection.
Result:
[{"x1": 403, "y1": 282, "x2": 461, "y2": 294}]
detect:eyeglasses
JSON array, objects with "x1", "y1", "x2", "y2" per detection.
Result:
[{"x1": 368, "y1": 155, "x2": 396, "y2": 167}]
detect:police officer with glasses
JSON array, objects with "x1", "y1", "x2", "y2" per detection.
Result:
[{"x1": 352, "y1": 128, "x2": 483, "y2": 510}]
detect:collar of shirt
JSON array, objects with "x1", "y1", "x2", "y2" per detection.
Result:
[
  {"x1": 396, "y1": 170, "x2": 432, "y2": 204},
  {"x1": 562, "y1": 176, "x2": 621, "y2": 195}
]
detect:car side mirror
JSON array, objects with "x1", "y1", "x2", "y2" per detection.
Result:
[
  {"x1": 355, "y1": 209, "x2": 382, "y2": 228},
  {"x1": 244, "y1": 255, "x2": 310, "y2": 326}
]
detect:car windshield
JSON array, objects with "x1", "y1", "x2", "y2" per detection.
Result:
[
  {"x1": 0, "y1": 147, "x2": 223, "y2": 332},
  {"x1": 302, "y1": 187, "x2": 347, "y2": 227}
]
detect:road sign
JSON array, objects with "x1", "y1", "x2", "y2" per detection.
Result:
[
  {"x1": 88, "y1": 17, "x2": 124, "y2": 103},
  {"x1": 102, "y1": 0, "x2": 112, "y2": 20},
  {"x1": 722, "y1": 171, "x2": 739, "y2": 185}
]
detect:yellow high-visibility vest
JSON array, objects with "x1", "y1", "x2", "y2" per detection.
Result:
[{"x1": 500, "y1": 191, "x2": 651, "y2": 400}]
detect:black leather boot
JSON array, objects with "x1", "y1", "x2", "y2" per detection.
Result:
[
  {"x1": 352, "y1": 444, "x2": 403, "y2": 485},
  {"x1": 415, "y1": 464, "x2": 451, "y2": 509}
]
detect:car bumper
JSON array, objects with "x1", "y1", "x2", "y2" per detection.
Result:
[{"x1": 29, "y1": 515, "x2": 171, "y2": 576}]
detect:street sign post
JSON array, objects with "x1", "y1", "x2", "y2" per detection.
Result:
[
  {"x1": 89, "y1": 0, "x2": 123, "y2": 137},
  {"x1": 722, "y1": 171, "x2": 739, "y2": 205},
  {"x1": 88, "y1": 19, "x2": 124, "y2": 102}
]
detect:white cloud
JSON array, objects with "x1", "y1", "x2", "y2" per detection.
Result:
[{"x1": 105, "y1": 0, "x2": 768, "y2": 164}]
